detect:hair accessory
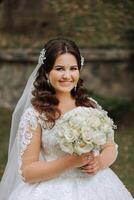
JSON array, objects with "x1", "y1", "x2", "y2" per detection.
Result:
[
  {"x1": 38, "y1": 48, "x2": 46, "y2": 65},
  {"x1": 81, "y1": 56, "x2": 84, "y2": 68}
]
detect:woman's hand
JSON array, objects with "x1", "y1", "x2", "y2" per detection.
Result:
[
  {"x1": 80, "y1": 154, "x2": 102, "y2": 175},
  {"x1": 80, "y1": 142, "x2": 117, "y2": 175},
  {"x1": 70, "y1": 152, "x2": 94, "y2": 168}
]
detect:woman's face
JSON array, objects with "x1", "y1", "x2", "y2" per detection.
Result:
[{"x1": 48, "y1": 53, "x2": 80, "y2": 94}]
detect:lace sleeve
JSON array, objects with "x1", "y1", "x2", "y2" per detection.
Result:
[
  {"x1": 17, "y1": 107, "x2": 40, "y2": 181},
  {"x1": 89, "y1": 97, "x2": 118, "y2": 155},
  {"x1": 89, "y1": 97, "x2": 102, "y2": 110}
]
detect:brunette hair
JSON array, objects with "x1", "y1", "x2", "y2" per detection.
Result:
[{"x1": 31, "y1": 38, "x2": 96, "y2": 127}]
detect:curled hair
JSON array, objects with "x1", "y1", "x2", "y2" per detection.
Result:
[{"x1": 31, "y1": 38, "x2": 96, "y2": 128}]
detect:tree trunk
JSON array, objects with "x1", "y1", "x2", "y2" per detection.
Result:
[
  {"x1": 2, "y1": 0, "x2": 46, "y2": 32},
  {"x1": 3, "y1": 0, "x2": 14, "y2": 31}
]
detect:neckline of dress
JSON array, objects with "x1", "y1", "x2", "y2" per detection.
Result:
[
  {"x1": 59, "y1": 97, "x2": 94, "y2": 118},
  {"x1": 60, "y1": 106, "x2": 83, "y2": 118},
  {"x1": 32, "y1": 97, "x2": 94, "y2": 119}
]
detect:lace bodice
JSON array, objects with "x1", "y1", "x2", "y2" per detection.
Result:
[
  {"x1": 17, "y1": 100, "x2": 117, "y2": 181},
  {"x1": 17, "y1": 107, "x2": 85, "y2": 180}
]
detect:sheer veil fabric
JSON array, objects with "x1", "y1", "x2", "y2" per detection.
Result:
[
  {"x1": 0, "y1": 43, "x2": 82, "y2": 199},
  {"x1": 0, "y1": 63, "x2": 41, "y2": 200}
]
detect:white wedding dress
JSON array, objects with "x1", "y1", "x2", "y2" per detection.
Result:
[{"x1": 8, "y1": 106, "x2": 133, "y2": 200}]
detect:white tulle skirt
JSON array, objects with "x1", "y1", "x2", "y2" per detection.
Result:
[{"x1": 8, "y1": 168, "x2": 133, "y2": 200}]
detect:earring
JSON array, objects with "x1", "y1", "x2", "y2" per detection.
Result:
[
  {"x1": 74, "y1": 85, "x2": 77, "y2": 92},
  {"x1": 47, "y1": 79, "x2": 50, "y2": 86}
]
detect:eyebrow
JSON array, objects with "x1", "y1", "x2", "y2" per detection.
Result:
[{"x1": 53, "y1": 65, "x2": 78, "y2": 68}]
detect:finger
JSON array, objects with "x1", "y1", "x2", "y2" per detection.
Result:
[
  {"x1": 86, "y1": 168, "x2": 98, "y2": 174},
  {"x1": 89, "y1": 158, "x2": 99, "y2": 165},
  {"x1": 88, "y1": 161, "x2": 95, "y2": 165},
  {"x1": 81, "y1": 163, "x2": 97, "y2": 170},
  {"x1": 89, "y1": 165, "x2": 99, "y2": 172},
  {"x1": 80, "y1": 163, "x2": 89, "y2": 168},
  {"x1": 88, "y1": 167, "x2": 99, "y2": 175},
  {"x1": 83, "y1": 152, "x2": 93, "y2": 156},
  {"x1": 81, "y1": 161, "x2": 95, "y2": 168},
  {"x1": 83, "y1": 154, "x2": 94, "y2": 160},
  {"x1": 87, "y1": 171, "x2": 98, "y2": 175},
  {"x1": 81, "y1": 166, "x2": 90, "y2": 170},
  {"x1": 81, "y1": 165, "x2": 97, "y2": 173},
  {"x1": 83, "y1": 160, "x2": 91, "y2": 166}
]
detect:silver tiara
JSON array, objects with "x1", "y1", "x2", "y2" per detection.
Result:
[
  {"x1": 38, "y1": 48, "x2": 46, "y2": 65},
  {"x1": 38, "y1": 48, "x2": 85, "y2": 69},
  {"x1": 81, "y1": 56, "x2": 84, "y2": 68}
]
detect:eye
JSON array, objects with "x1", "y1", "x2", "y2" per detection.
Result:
[
  {"x1": 55, "y1": 67, "x2": 64, "y2": 71},
  {"x1": 71, "y1": 66, "x2": 79, "y2": 70}
]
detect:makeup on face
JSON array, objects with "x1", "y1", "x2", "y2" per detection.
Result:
[{"x1": 48, "y1": 53, "x2": 80, "y2": 94}]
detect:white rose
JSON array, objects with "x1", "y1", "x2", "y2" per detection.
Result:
[
  {"x1": 69, "y1": 116, "x2": 86, "y2": 129},
  {"x1": 81, "y1": 128, "x2": 93, "y2": 144},
  {"x1": 102, "y1": 123, "x2": 111, "y2": 133},
  {"x1": 74, "y1": 141, "x2": 93, "y2": 155},
  {"x1": 58, "y1": 138, "x2": 74, "y2": 154},
  {"x1": 89, "y1": 116, "x2": 101, "y2": 129},
  {"x1": 92, "y1": 131, "x2": 107, "y2": 145},
  {"x1": 107, "y1": 129, "x2": 114, "y2": 140},
  {"x1": 62, "y1": 129, "x2": 79, "y2": 142}
]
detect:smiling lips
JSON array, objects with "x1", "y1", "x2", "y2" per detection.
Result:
[{"x1": 59, "y1": 81, "x2": 73, "y2": 86}]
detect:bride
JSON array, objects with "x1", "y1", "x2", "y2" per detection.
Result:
[{"x1": 0, "y1": 38, "x2": 133, "y2": 200}]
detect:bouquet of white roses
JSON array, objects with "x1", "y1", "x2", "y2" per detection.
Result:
[{"x1": 56, "y1": 106, "x2": 116, "y2": 155}]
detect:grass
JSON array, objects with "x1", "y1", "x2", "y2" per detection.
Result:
[
  {"x1": 0, "y1": 107, "x2": 11, "y2": 176},
  {"x1": 0, "y1": 107, "x2": 133, "y2": 196},
  {"x1": 112, "y1": 129, "x2": 134, "y2": 195}
]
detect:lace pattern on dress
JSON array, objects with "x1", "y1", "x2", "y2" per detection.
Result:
[
  {"x1": 17, "y1": 107, "x2": 40, "y2": 181},
  {"x1": 89, "y1": 97, "x2": 118, "y2": 156},
  {"x1": 89, "y1": 97, "x2": 102, "y2": 110}
]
